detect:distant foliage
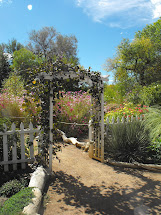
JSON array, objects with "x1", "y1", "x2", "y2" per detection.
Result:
[
  {"x1": 127, "y1": 83, "x2": 161, "y2": 106},
  {"x1": 104, "y1": 84, "x2": 124, "y2": 104},
  {"x1": 140, "y1": 84, "x2": 161, "y2": 106}
]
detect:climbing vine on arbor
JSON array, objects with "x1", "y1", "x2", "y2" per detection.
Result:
[{"x1": 24, "y1": 57, "x2": 103, "y2": 166}]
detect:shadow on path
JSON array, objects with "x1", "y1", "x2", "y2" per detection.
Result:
[{"x1": 41, "y1": 169, "x2": 161, "y2": 215}]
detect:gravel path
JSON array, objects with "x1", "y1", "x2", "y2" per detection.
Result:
[{"x1": 41, "y1": 144, "x2": 161, "y2": 215}]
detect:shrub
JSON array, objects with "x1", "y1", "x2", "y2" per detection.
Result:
[
  {"x1": 105, "y1": 120, "x2": 151, "y2": 163},
  {"x1": 126, "y1": 83, "x2": 161, "y2": 106},
  {"x1": 0, "y1": 187, "x2": 34, "y2": 215},
  {"x1": 126, "y1": 84, "x2": 143, "y2": 104},
  {"x1": 104, "y1": 84, "x2": 124, "y2": 104},
  {"x1": 0, "y1": 91, "x2": 41, "y2": 127},
  {"x1": 2, "y1": 72, "x2": 25, "y2": 97},
  {"x1": 0, "y1": 179, "x2": 23, "y2": 198},
  {"x1": 54, "y1": 91, "x2": 91, "y2": 137},
  {"x1": 147, "y1": 138, "x2": 161, "y2": 164},
  {"x1": 140, "y1": 84, "x2": 161, "y2": 106},
  {"x1": 0, "y1": 92, "x2": 25, "y2": 126}
]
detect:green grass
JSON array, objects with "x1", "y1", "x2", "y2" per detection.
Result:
[{"x1": 0, "y1": 187, "x2": 34, "y2": 215}]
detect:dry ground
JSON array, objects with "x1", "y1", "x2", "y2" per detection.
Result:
[{"x1": 40, "y1": 144, "x2": 161, "y2": 215}]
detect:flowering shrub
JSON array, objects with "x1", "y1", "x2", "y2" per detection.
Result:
[
  {"x1": 0, "y1": 92, "x2": 41, "y2": 126},
  {"x1": 0, "y1": 92, "x2": 24, "y2": 120},
  {"x1": 54, "y1": 91, "x2": 91, "y2": 137},
  {"x1": 104, "y1": 102, "x2": 149, "y2": 122}
]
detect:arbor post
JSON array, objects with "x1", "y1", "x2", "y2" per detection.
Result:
[
  {"x1": 101, "y1": 90, "x2": 104, "y2": 163},
  {"x1": 49, "y1": 82, "x2": 53, "y2": 173}
]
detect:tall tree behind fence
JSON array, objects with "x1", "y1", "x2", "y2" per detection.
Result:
[{"x1": 0, "y1": 122, "x2": 40, "y2": 172}]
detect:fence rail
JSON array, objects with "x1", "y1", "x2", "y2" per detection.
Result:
[
  {"x1": 105, "y1": 115, "x2": 144, "y2": 124},
  {"x1": 0, "y1": 122, "x2": 40, "y2": 172}
]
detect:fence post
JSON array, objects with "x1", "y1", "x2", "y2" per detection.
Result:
[
  {"x1": 20, "y1": 122, "x2": 26, "y2": 169},
  {"x1": 121, "y1": 116, "x2": 125, "y2": 123},
  {"x1": 29, "y1": 122, "x2": 34, "y2": 159},
  {"x1": 88, "y1": 120, "x2": 92, "y2": 141},
  {"x1": 11, "y1": 123, "x2": 17, "y2": 171},
  {"x1": 3, "y1": 124, "x2": 8, "y2": 172}
]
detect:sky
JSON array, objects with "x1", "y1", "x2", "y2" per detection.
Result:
[{"x1": 0, "y1": 0, "x2": 161, "y2": 83}]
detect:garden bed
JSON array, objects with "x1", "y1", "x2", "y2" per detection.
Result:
[{"x1": 0, "y1": 164, "x2": 35, "y2": 210}]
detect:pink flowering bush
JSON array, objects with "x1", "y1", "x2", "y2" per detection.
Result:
[
  {"x1": 0, "y1": 92, "x2": 24, "y2": 122},
  {"x1": 104, "y1": 102, "x2": 149, "y2": 123},
  {"x1": 54, "y1": 91, "x2": 91, "y2": 137},
  {"x1": 0, "y1": 91, "x2": 41, "y2": 127}
]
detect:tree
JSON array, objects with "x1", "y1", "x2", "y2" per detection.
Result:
[
  {"x1": 104, "y1": 19, "x2": 161, "y2": 93},
  {"x1": 5, "y1": 38, "x2": 24, "y2": 54},
  {"x1": 11, "y1": 48, "x2": 42, "y2": 82},
  {"x1": 27, "y1": 26, "x2": 57, "y2": 58},
  {"x1": 2, "y1": 72, "x2": 25, "y2": 97},
  {"x1": 27, "y1": 26, "x2": 79, "y2": 64},
  {"x1": 135, "y1": 18, "x2": 161, "y2": 51},
  {"x1": 54, "y1": 34, "x2": 79, "y2": 64},
  {"x1": 0, "y1": 45, "x2": 11, "y2": 89}
]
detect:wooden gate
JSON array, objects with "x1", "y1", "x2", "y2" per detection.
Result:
[{"x1": 88, "y1": 80, "x2": 104, "y2": 162}]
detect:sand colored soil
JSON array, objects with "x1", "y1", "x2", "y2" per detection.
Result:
[{"x1": 40, "y1": 144, "x2": 161, "y2": 215}]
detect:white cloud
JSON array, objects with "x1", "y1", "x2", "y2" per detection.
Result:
[
  {"x1": 0, "y1": 0, "x2": 12, "y2": 5},
  {"x1": 151, "y1": 0, "x2": 161, "y2": 18},
  {"x1": 75, "y1": 0, "x2": 161, "y2": 28}
]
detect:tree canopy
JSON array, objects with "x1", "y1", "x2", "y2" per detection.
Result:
[
  {"x1": 0, "y1": 45, "x2": 11, "y2": 89},
  {"x1": 11, "y1": 48, "x2": 43, "y2": 82},
  {"x1": 104, "y1": 18, "x2": 161, "y2": 92},
  {"x1": 27, "y1": 26, "x2": 79, "y2": 64},
  {"x1": 5, "y1": 38, "x2": 24, "y2": 54}
]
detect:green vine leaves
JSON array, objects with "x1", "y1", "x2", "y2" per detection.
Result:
[{"x1": 24, "y1": 57, "x2": 103, "y2": 166}]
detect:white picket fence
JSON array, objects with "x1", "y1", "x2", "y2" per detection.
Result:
[
  {"x1": 0, "y1": 122, "x2": 40, "y2": 172},
  {"x1": 105, "y1": 115, "x2": 144, "y2": 124},
  {"x1": 104, "y1": 115, "x2": 144, "y2": 140}
]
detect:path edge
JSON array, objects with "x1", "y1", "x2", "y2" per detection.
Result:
[{"x1": 23, "y1": 166, "x2": 50, "y2": 215}]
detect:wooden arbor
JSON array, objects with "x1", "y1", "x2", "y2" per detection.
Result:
[{"x1": 38, "y1": 68, "x2": 108, "y2": 172}]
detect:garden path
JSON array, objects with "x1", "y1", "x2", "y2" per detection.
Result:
[{"x1": 40, "y1": 144, "x2": 161, "y2": 215}]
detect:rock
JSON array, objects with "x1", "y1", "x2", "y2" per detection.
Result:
[
  {"x1": 23, "y1": 188, "x2": 42, "y2": 215},
  {"x1": 29, "y1": 166, "x2": 48, "y2": 192}
]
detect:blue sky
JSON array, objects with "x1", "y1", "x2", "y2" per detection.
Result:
[{"x1": 0, "y1": 0, "x2": 160, "y2": 83}]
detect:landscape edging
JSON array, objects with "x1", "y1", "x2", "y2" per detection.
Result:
[
  {"x1": 23, "y1": 166, "x2": 50, "y2": 215},
  {"x1": 105, "y1": 159, "x2": 161, "y2": 172}
]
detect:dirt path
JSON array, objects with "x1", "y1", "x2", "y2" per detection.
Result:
[{"x1": 41, "y1": 144, "x2": 161, "y2": 215}]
